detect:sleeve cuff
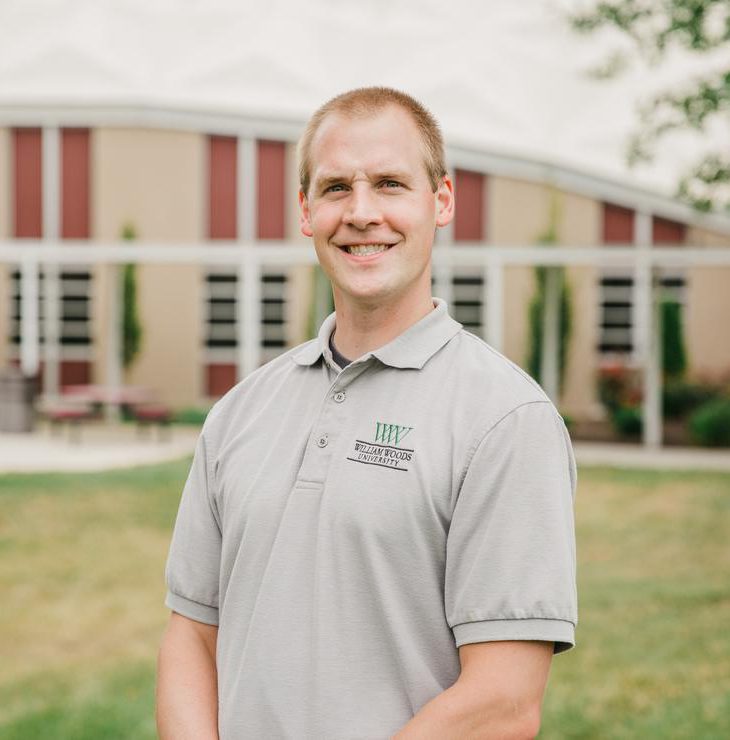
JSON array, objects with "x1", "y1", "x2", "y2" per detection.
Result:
[
  {"x1": 165, "y1": 590, "x2": 220, "y2": 626},
  {"x1": 452, "y1": 618, "x2": 575, "y2": 654}
]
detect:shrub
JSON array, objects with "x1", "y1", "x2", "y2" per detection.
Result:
[
  {"x1": 172, "y1": 407, "x2": 211, "y2": 426},
  {"x1": 663, "y1": 381, "x2": 722, "y2": 419},
  {"x1": 689, "y1": 399, "x2": 730, "y2": 447},
  {"x1": 611, "y1": 405, "x2": 643, "y2": 437},
  {"x1": 661, "y1": 299, "x2": 687, "y2": 381}
]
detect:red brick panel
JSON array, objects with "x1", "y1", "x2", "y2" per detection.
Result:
[
  {"x1": 60, "y1": 360, "x2": 91, "y2": 388},
  {"x1": 206, "y1": 363, "x2": 237, "y2": 397},
  {"x1": 61, "y1": 128, "x2": 90, "y2": 239},
  {"x1": 652, "y1": 216, "x2": 686, "y2": 245},
  {"x1": 209, "y1": 136, "x2": 238, "y2": 239},
  {"x1": 257, "y1": 140, "x2": 286, "y2": 239},
  {"x1": 13, "y1": 128, "x2": 43, "y2": 238},
  {"x1": 454, "y1": 169, "x2": 485, "y2": 242},
  {"x1": 602, "y1": 202, "x2": 634, "y2": 244}
]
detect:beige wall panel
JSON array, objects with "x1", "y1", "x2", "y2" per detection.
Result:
[
  {"x1": 123, "y1": 263, "x2": 203, "y2": 407},
  {"x1": 684, "y1": 228, "x2": 730, "y2": 379},
  {"x1": 556, "y1": 190, "x2": 601, "y2": 246},
  {"x1": 686, "y1": 226, "x2": 730, "y2": 248},
  {"x1": 686, "y1": 266, "x2": 730, "y2": 379},
  {"x1": 502, "y1": 266, "x2": 534, "y2": 368},
  {"x1": 92, "y1": 128, "x2": 205, "y2": 406},
  {"x1": 555, "y1": 191, "x2": 602, "y2": 418},
  {"x1": 491, "y1": 178, "x2": 546, "y2": 371},
  {"x1": 561, "y1": 266, "x2": 604, "y2": 419},
  {"x1": 92, "y1": 128, "x2": 205, "y2": 241},
  {"x1": 489, "y1": 177, "x2": 552, "y2": 246}
]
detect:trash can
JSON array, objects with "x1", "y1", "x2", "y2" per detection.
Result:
[{"x1": 0, "y1": 367, "x2": 38, "y2": 433}]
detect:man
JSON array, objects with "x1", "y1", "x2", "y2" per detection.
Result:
[{"x1": 157, "y1": 87, "x2": 577, "y2": 739}]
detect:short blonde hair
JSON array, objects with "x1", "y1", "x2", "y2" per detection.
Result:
[{"x1": 298, "y1": 87, "x2": 447, "y2": 196}]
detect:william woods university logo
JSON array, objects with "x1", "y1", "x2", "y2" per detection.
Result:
[{"x1": 346, "y1": 421, "x2": 415, "y2": 472}]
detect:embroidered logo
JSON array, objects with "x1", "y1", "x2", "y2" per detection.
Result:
[{"x1": 346, "y1": 421, "x2": 415, "y2": 472}]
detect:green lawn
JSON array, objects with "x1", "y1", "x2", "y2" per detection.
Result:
[{"x1": 1, "y1": 462, "x2": 729, "y2": 738}]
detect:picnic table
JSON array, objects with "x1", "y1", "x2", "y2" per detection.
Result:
[{"x1": 39, "y1": 385, "x2": 172, "y2": 442}]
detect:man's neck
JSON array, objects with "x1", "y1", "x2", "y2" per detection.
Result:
[{"x1": 331, "y1": 288, "x2": 435, "y2": 360}]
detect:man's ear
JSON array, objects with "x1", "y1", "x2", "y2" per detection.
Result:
[
  {"x1": 299, "y1": 189, "x2": 313, "y2": 237},
  {"x1": 435, "y1": 175, "x2": 455, "y2": 228}
]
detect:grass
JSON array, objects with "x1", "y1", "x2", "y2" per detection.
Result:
[{"x1": 1, "y1": 462, "x2": 729, "y2": 738}]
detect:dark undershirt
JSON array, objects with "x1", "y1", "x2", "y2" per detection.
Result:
[{"x1": 329, "y1": 332, "x2": 353, "y2": 369}]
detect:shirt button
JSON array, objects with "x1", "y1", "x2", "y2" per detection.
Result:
[
  {"x1": 333, "y1": 391, "x2": 346, "y2": 403},
  {"x1": 316, "y1": 434, "x2": 329, "y2": 448}
]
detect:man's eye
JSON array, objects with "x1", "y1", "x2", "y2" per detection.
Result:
[
  {"x1": 324, "y1": 184, "x2": 347, "y2": 193},
  {"x1": 380, "y1": 180, "x2": 402, "y2": 189}
]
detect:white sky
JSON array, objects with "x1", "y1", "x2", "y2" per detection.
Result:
[{"x1": 0, "y1": 0, "x2": 727, "y2": 198}]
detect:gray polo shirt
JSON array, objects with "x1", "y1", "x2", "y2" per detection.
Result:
[{"x1": 165, "y1": 299, "x2": 577, "y2": 740}]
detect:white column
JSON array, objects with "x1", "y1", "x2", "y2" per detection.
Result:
[
  {"x1": 485, "y1": 257, "x2": 504, "y2": 352},
  {"x1": 634, "y1": 210, "x2": 662, "y2": 448},
  {"x1": 541, "y1": 266, "x2": 562, "y2": 404},
  {"x1": 105, "y1": 264, "x2": 123, "y2": 422},
  {"x1": 236, "y1": 137, "x2": 259, "y2": 380},
  {"x1": 239, "y1": 248, "x2": 261, "y2": 378},
  {"x1": 636, "y1": 257, "x2": 662, "y2": 448},
  {"x1": 42, "y1": 126, "x2": 61, "y2": 398},
  {"x1": 20, "y1": 259, "x2": 40, "y2": 377},
  {"x1": 238, "y1": 137, "x2": 257, "y2": 243}
]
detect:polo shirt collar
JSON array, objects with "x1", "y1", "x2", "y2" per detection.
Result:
[{"x1": 292, "y1": 298, "x2": 462, "y2": 370}]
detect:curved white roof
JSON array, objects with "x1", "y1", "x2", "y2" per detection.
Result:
[{"x1": 1, "y1": 0, "x2": 728, "y2": 222}]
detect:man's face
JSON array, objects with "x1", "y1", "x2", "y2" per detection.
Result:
[{"x1": 299, "y1": 106, "x2": 454, "y2": 310}]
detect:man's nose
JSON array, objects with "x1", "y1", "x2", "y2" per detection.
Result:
[{"x1": 343, "y1": 184, "x2": 383, "y2": 230}]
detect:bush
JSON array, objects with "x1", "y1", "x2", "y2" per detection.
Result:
[
  {"x1": 663, "y1": 381, "x2": 722, "y2": 419},
  {"x1": 172, "y1": 407, "x2": 211, "y2": 426},
  {"x1": 689, "y1": 399, "x2": 730, "y2": 447},
  {"x1": 611, "y1": 405, "x2": 643, "y2": 437}
]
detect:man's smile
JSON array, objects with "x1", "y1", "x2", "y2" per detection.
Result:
[{"x1": 336, "y1": 241, "x2": 398, "y2": 257}]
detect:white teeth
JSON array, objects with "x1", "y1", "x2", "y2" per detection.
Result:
[{"x1": 346, "y1": 243, "x2": 390, "y2": 256}]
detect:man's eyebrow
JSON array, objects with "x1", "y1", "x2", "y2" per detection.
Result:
[
  {"x1": 314, "y1": 171, "x2": 412, "y2": 190},
  {"x1": 314, "y1": 174, "x2": 348, "y2": 190}
]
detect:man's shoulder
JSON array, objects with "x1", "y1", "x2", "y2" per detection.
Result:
[
  {"x1": 439, "y1": 328, "x2": 550, "y2": 410},
  {"x1": 201, "y1": 339, "x2": 319, "y2": 436}
]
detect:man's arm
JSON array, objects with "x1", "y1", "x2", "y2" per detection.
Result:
[
  {"x1": 392, "y1": 640, "x2": 553, "y2": 740},
  {"x1": 156, "y1": 611, "x2": 219, "y2": 740}
]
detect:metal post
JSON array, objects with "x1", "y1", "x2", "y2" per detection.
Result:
[
  {"x1": 105, "y1": 264, "x2": 123, "y2": 422},
  {"x1": 42, "y1": 126, "x2": 61, "y2": 398},
  {"x1": 237, "y1": 137, "x2": 258, "y2": 381},
  {"x1": 20, "y1": 258, "x2": 40, "y2": 377},
  {"x1": 636, "y1": 257, "x2": 662, "y2": 447},
  {"x1": 634, "y1": 210, "x2": 662, "y2": 448},
  {"x1": 240, "y1": 247, "x2": 262, "y2": 378},
  {"x1": 485, "y1": 258, "x2": 504, "y2": 352},
  {"x1": 541, "y1": 266, "x2": 562, "y2": 404}
]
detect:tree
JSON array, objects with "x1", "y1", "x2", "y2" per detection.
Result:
[
  {"x1": 526, "y1": 193, "x2": 573, "y2": 393},
  {"x1": 567, "y1": 0, "x2": 730, "y2": 212},
  {"x1": 120, "y1": 223, "x2": 143, "y2": 369}
]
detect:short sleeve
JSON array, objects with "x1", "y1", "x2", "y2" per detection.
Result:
[
  {"x1": 445, "y1": 400, "x2": 577, "y2": 654},
  {"x1": 164, "y1": 425, "x2": 222, "y2": 625}
]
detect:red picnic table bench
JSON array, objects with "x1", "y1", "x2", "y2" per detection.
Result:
[{"x1": 40, "y1": 385, "x2": 173, "y2": 442}]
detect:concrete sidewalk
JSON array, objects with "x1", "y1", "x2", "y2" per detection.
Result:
[
  {"x1": 0, "y1": 423, "x2": 728, "y2": 473},
  {"x1": 0, "y1": 421, "x2": 200, "y2": 473},
  {"x1": 573, "y1": 442, "x2": 730, "y2": 472}
]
